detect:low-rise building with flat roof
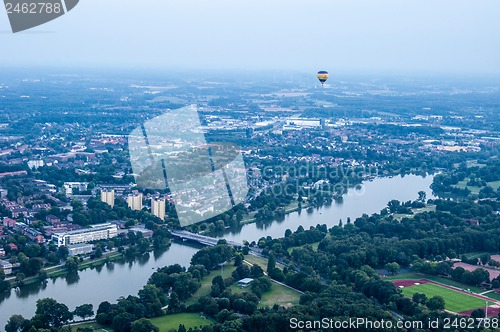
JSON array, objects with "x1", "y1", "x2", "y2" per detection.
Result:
[
  {"x1": 0, "y1": 259, "x2": 12, "y2": 275},
  {"x1": 68, "y1": 243, "x2": 94, "y2": 256},
  {"x1": 237, "y1": 278, "x2": 254, "y2": 287}
]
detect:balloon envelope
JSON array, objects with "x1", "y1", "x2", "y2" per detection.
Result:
[{"x1": 317, "y1": 71, "x2": 329, "y2": 85}]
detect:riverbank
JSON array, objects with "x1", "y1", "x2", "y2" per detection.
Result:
[{"x1": 5, "y1": 250, "x2": 125, "y2": 288}]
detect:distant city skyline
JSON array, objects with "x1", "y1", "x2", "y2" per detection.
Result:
[{"x1": 1, "y1": 0, "x2": 499, "y2": 75}]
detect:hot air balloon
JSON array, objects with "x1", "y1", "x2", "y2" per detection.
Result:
[{"x1": 317, "y1": 71, "x2": 329, "y2": 86}]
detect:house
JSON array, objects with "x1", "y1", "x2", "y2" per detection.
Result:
[
  {"x1": 237, "y1": 278, "x2": 254, "y2": 287},
  {"x1": 465, "y1": 219, "x2": 480, "y2": 226},
  {"x1": 22, "y1": 227, "x2": 45, "y2": 243},
  {"x1": 8, "y1": 243, "x2": 18, "y2": 251},
  {"x1": 0, "y1": 260, "x2": 12, "y2": 275},
  {"x1": 112, "y1": 220, "x2": 127, "y2": 229},
  {"x1": 2, "y1": 217, "x2": 17, "y2": 228},
  {"x1": 10, "y1": 207, "x2": 28, "y2": 218},
  {"x1": 46, "y1": 215, "x2": 61, "y2": 225},
  {"x1": 31, "y1": 203, "x2": 51, "y2": 212}
]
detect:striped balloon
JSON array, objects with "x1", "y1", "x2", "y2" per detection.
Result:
[{"x1": 317, "y1": 71, "x2": 329, "y2": 85}]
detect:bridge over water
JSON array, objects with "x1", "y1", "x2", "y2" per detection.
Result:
[{"x1": 169, "y1": 229, "x2": 261, "y2": 254}]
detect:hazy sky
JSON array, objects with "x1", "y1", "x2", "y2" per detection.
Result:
[{"x1": 1, "y1": 0, "x2": 499, "y2": 75}]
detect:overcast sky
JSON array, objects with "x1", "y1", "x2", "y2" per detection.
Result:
[{"x1": 1, "y1": 0, "x2": 499, "y2": 75}]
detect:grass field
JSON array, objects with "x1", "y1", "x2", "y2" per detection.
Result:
[
  {"x1": 484, "y1": 291, "x2": 500, "y2": 301},
  {"x1": 461, "y1": 252, "x2": 486, "y2": 261},
  {"x1": 70, "y1": 322, "x2": 109, "y2": 332},
  {"x1": 393, "y1": 205, "x2": 436, "y2": 221},
  {"x1": 287, "y1": 234, "x2": 330, "y2": 254},
  {"x1": 228, "y1": 276, "x2": 301, "y2": 308},
  {"x1": 384, "y1": 272, "x2": 484, "y2": 294},
  {"x1": 453, "y1": 179, "x2": 500, "y2": 194},
  {"x1": 259, "y1": 282, "x2": 301, "y2": 308},
  {"x1": 150, "y1": 313, "x2": 214, "y2": 332},
  {"x1": 400, "y1": 283, "x2": 493, "y2": 312},
  {"x1": 244, "y1": 254, "x2": 271, "y2": 270},
  {"x1": 184, "y1": 263, "x2": 237, "y2": 306},
  {"x1": 466, "y1": 161, "x2": 486, "y2": 168},
  {"x1": 287, "y1": 241, "x2": 321, "y2": 254}
]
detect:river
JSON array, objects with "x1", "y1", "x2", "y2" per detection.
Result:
[
  {"x1": 211, "y1": 174, "x2": 435, "y2": 243},
  {"x1": 0, "y1": 174, "x2": 434, "y2": 326}
]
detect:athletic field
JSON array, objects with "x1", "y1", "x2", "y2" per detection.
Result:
[{"x1": 396, "y1": 280, "x2": 494, "y2": 313}]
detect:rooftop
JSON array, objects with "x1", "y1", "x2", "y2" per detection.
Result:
[{"x1": 237, "y1": 278, "x2": 254, "y2": 285}]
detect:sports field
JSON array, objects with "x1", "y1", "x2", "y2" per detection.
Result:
[
  {"x1": 399, "y1": 282, "x2": 493, "y2": 313},
  {"x1": 150, "y1": 313, "x2": 214, "y2": 331}
]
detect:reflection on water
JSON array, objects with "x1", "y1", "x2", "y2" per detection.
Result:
[
  {"x1": 106, "y1": 261, "x2": 115, "y2": 271},
  {"x1": 65, "y1": 272, "x2": 80, "y2": 285},
  {"x1": 137, "y1": 253, "x2": 150, "y2": 267},
  {"x1": 0, "y1": 242, "x2": 201, "y2": 327},
  {"x1": 211, "y1": 175, "x2": 435, "y2": 243}
]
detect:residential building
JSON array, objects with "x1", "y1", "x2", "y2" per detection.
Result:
[
  {"x1": 13, "y1": 222, "x2": 45, "y2": 243},
  {"x1": 97, "y1": 184, "x2": 131, "y2": 196},
  {"x1": 63, "y1": 182, "x2": 89, "y2": 196},
  {"x1": 52, "y1": 223, "x2": 118, "y2": 247},
  {"x1": 151, "y1": 198, "x2": 166, "y2": 220},
  {"x1": 46, "y1": 215, "x2": 61, "y2": 225},
  {"x1": 101, "y1": 189, "x2": 115, "y2": 207},
  {"x1": 127, "y1": 192, "x2": 143, "y2": 211},
  {"x1": 27, "y1": 160, "x2": 44, "y2": 169},
  {"x1": 0, "y1": 170, "x2": 27, "y2": 178},
  {"x1": 10, "y1": 207, "x2": 28, "y2": 218},
  {"x1": 0, "y1": 260, "x2": 12, "y2": 275},
  {"x1": 2, "y1": 217, "x2": 17, "y2": 228}
]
